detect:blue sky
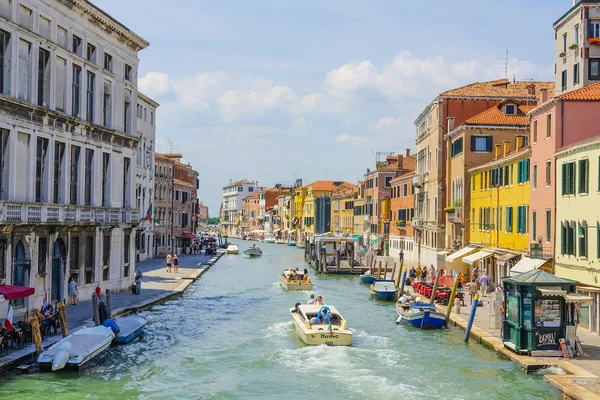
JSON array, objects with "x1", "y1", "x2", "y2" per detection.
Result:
[{"x1": 95, "y1": 0, "x2": 568, "y2": 215}]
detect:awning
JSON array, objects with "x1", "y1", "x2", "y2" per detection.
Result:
[
  {"x1": 445, "y1": 246, "x2": 478, "y2": 263},
  {"x1": 510, "y1": 257, "x2": 548, "y2": 275},
  {"x1": 183, "y1": 232, "x2": 199, "y2": 241},
  {"x1": 0, "y1": 285, "x2": 35, "y2": 301},
  {"x1": 495, "y1": 251, "x2": 519, "y2": 266},
  {"x1": 536, "y1": 286, "x2": 567, "y2": 296},
  {"x1": 564, "y1": 293, "x2": 594, "y2": 305},
  {"x1": 352, "y1": 235, "x2": 362, "y2": 239},
  {"x1": 370, "y1": 237, "x2": 382, "y2": 245},
  {"x1": 462, "y1": 250, "x2": 493, "y2": 265},
  {"x1": 577, "y1": 285, "x2": 600, "y2": 293}
]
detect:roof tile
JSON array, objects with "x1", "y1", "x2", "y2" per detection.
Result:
[
  {"x1": 441, "y1": 79, "x2": 554, "y2": 99},
  {"x1": 559, "y1": 81, "x2": 600, "y2": 101},
  {"x1": 463, "y1": 102, "x2": 533, "y2": 127}
]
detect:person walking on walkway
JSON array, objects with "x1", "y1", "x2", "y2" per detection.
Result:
[
  {"x1": 469, "y1": 279, "x2": 478, "y2": 305},
  {"x1": 399, "y1": 250, "x2": 404, "y2": 262},
  {"x1": 68, "y1": 277, "x2": 78, "y2": 305},
  {"x1": 135, "y1": 268, "x2": 143, "y2": 295},
  {"x1": 166, "y1": 253, "x2": 173, "y2": 273},
  {"x1": 480, "y1": 272, "x2": 489, "y2": 297},
  {"x1": 173, "y1": 254, "x2": 179, "y2": 273}
]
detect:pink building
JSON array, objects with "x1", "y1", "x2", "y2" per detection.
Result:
[{"x1": 529, "y1": 83, "x2": 600, "y2": 259}]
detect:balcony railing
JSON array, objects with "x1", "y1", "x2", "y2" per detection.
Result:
[
  {"x1": 0, "y1": 202, "x2": 140, "y2": 226},
  {"x1": 447, "y1": 207, "x2": 463, "y2": 223},
  {"x1": 413, "y1": 173, "x2": 425, "y2": 188}
]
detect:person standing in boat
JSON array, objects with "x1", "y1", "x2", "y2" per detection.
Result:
[
  {"x1": 166, "y1": 253, "x2": 173, "y2": 273},
  {"x1": 303, "y1": 268, "x2": 310, "y2": 282},
  {"x1": 307, "y1": 294, "x2": 315, "y2": 305},
  {"x1": 135, "y1": 268, "x2": 143, "y2": 295}
]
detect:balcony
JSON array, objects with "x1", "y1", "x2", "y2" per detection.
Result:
[
  {"x1": 0, "y1": 202, "x2": 140, "y2": 226},
  {"x1": 412, "y1": 217, "x2": 423, "y2": 228},
  {"x1": 447, "y1": 207, "x2": 463, "y2": 223},
  {"x1": 413, "y1": 173, "x2": 425, "y2": 188}
]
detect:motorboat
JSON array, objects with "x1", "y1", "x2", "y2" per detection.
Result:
[
  {"x1": 37, "y1": 325, "x2": 115, "y2": 371},
  {"x1": 290, "y1": 304, "x2": 352, "y2": 346},
  {"x1": 275, "y1": 239, "x2": 286, "y2": 244},
  {"x1": 280, "y1": 269, "x2": 313, "y2": 291},
  {"x1": 359, "y1": 271, "x2": 377, "y2": 283},
  {"x1": 287, "y1": 241, "x2": 297, "y2": 246},
  {"x1": 369, "y1": 280, "x2": 398, "y2": 301},
  {"x1": 296, "y1": 243, "x2": 305, "y2": 249},
  {"x1": 264, "y1": 235, "x2": 276, "y2": 243},
  {"x1": 244, "y1": 246, "x2": 263, "y2": 257},
  {"x1": 226, "y1": 244, "x2": 239, "y2": 254},
  {"x1": 113, "y1": 315, "x2": 147, "y2": 344},
  {"x1": 396, "y1": 302, "x2": 446, "y2": 329}
]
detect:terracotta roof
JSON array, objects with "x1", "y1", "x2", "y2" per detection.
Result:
[
  {"x1": 462, "y1": 101, "x2": 533, "y2": 127},
  {"x1": 441, "y1": 79, "x2": 554, "y2": 99},
  {"x1": 224, "y1": 179, "x2": 255, "y2": 188},
  {"x1": 245, "y1": 192, "x2": 260, "y2": 199},
  {"x1": 331, "y1": 184, "x2": 358, "y2": 197},
  {"x1": 559, "y1": 82, "x2": 600, "y2": 101},
  {"x1": 300, "y1": 181, "x2": 354, "y2": 191},
  {"x1": 390, "y1": 171, "x2": 415, "y2": 184},
  {"x1": 158, "y1": 153, "x2": 183, "y2": 158}
]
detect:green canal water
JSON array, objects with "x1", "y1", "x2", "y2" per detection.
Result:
[{"x1": 0, "y1": 239, "x2": 560, "y2": 399}]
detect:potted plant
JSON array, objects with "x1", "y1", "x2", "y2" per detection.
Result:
[
  {"x1": 559, "y1": 51, "x2": 566, "y2": 58},
  {"x1": 569, "y1": 43, "x2": 578, "y2": 50},
  {"x1": 443, "y1": 206, "x2": 455, "y2": 212},
  {"x1": 587, "y1": 37, "x2": 600, "y2": 46}
]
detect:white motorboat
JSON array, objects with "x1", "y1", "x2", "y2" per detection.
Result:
[
  {"x1": 244, "y1": 246, "x2": 263, "y2": 257},
  {"x1": 264, "y1": 235, "x2": 276, "y2": 243},
  {"x1": 226, "y1": 244, "x2": 239, "y2": 254},
  {"x1": 290, "y1": 304, "x2": 352, "y2": 346},
  {"x1": 38, "y1": 325, "x2": 115, "y2": 371},
  {"x1": 275, "y1": 239, "x2": 286, "y2": 244},
  {"x1": 280, "y1": 269, "x2": 313, "y2": 291}
]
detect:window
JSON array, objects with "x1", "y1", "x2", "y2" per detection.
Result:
[
  {"x1": 575, "y1": 24, "x2": 579, "y2": 45},
  {"x1": 589, "y1": 59, "x2": 600, "y2": 81},
  {"x1": 546, "y1": 161, "x2": 551, "y2": 185},
  {"x1": 35, "y1": 137, "x2": 49, "y2": 202},
  {"x1": 533, "y1": 120, "x2": 538, "y2": 143},
  {"x1": 505, "y1": 206, "x2": 513, "y2": 233},
  {"x1": 104, "y1": 53, "x2": 113, "y2": 72},
  {"x1": 532, "y1": 164, "x2": 537, "y2": 189},
  {"x1": 505, "y1": 104, "x2": 516, "y2": 115},
  {"x1": 574, "y1": 63, "x2": 580, "y2": 85},
  {"x1": 103, "y1": 80, "x2": 112, "y2": 128},
  {"x1": 499, "y1": 207, "x2": 503, "y2": 232},
  {"x1": 72, "y1": 65, "x2": 81, "y2": 117},
  {"x1": 248, "y1": 187, "x2": 254, "y2": 192},
  {"x1": 561, "y1": 70, "x2": 567, "y2": 92},
  {"x1": 102, "y1": 234, "x2": 110, "y2": 281},
  {"x1": 70, "y1": 146, "x2": 80, "y2": 205},
  {"x1": 561, "y1": 221, "x2": 575, "y2": 255},
  {"x1": 57, "y1": 26, "x2": 68, "y2": 49},
  {"x1": 18, "y1": 4, "x2": 32, "y2": 30},
  {"x1": 70, "y1": 237, "x2": 80, "y2": 284},
  {"x1": 124, "y1": 234, "x2": 130, "y2": 278},
  {"x1": 84, "y1": 149, "x2": 93, "y2": 206},
  {"x1": 562, "y1": 161, "x2": 576, "y2": 195},
  {"x1": 579, "y1": 222, "x2": 588, "y2": 258},
  {"x1": 504, "y1": 165, "x2": 509, "y2": 186},
  {"x1": 563, "y1": 33, "x2": 567, "y2": 53},
  {"x1": 125, "y1": 64, "x2": 132, "y2": 81},
  {"x1": 578, "y1": 159, "x2": 589, "y2": 194},
  {"x1": 123, "y1": 90, "x2": 131, "y2": 133},
  {"x1": 72, "y1": 34, "x2": 82, "y2": 56},
  {"x1": 0, "y1": 29, "x2": 11, "y2": 96},
  {"x1": 517, "y1": 159, "x2": 530, "y2": 184},
  {"x1": 123, "y1": 157, "x2": 130, "y2": 207},
  {"x1": 39, "y1": 16, "x2": 51, "y2": 40},
  {"x1": 53, "y1": 142, "x2": 65, "y2": 203},
  {"x1": 592, "y1": 22, "x2": 600, "y2": 39},
  {"x1": 17, "y1": 39, "x2": 32, "y2": 102},
  {"x1": 517, "y1": 205, "x2": 527, "y2": 234},
  {"x1": 385, "y1": 176, "x2": 392, "y2": 187},
  {"x1": 151, "y1": 111, "x2": 154, "y2": 125},
  {"x1": 37, "y1": 49, "x2": 50, "y2": 107},
  {"x1": 451, "y1": 137, "x2": 463, "y2": 157},
  {"x1": 0, "y1": 129, "x2": 7, "y2": 200},
  {"x1": 532, "y1": 211, "x2": 537, "y2": 240},
  {"x1": 85, "y1": 43, "x2": 96, "y2": 63},
  {"x1": 86, "y1": 71, "x2": 95, "y2": 122},
  {"x1": 471, "y1": 136, "x2": 492, "y2": 152},
  {"x1": 38, "y1": 238, "x2": 47, "y2": 274},
  {"x1": 546, "y1": 210, "x2": 551, "y2": 242},
  {"x1": 55, "y1": 56, "x2": 66, "y2": 112},
  {"x1": 547, "y1": 114, "x2": 552, "y2": 138},
  {"x1": 102, "y1": 153, "x2": 110, "y2": 207}
]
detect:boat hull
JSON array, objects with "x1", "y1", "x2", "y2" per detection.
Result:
[
  {"x1": 287, "y1": 242, "x2": 296, "y2": 246},
  {"x1": 280, "y1": 274, "x2": 313, "y2": 291},
  {"x1": 360, "y1": 274, "x2": 376, "y2": 283},
  {"x1": 397, "y1": 310, "x2": 446, "y2": 329},
  {"x1": 369, "y1": 280, "x2": 398, "y2": 301},
  {"x1": 292, "y1": 321, "x2": 352, "y2": 346},
  {"x1": 296, "y1": 244, "x2": 305, "y2": 249},
  {"x1": 369, "y1": 289, "x2": 397, "y2": 301},
  {"x1": 115, "y1": 315, "x2": 147, "y2": 344}
]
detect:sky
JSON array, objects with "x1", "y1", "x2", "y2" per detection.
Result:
[{"x1": 94, "y1": 0, "x2": 569, "y2": 216}]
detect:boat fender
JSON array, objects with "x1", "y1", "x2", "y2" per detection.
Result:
[
  {"x1": 51, "y1": 341, "x2": 72, "y2": 371},
  {"x1": 103, "y1": 319, "x2": 120, "y2": 334}
]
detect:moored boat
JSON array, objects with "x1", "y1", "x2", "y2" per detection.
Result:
[
  {"x1": 114, "y1": 315, "x2": 147, "y2": 344},
  {"x1": 275, "y1": 239, "x2": 286, "y2": 244},
  {"x1": 264, "y1": 235, "x2": 276, "y2": 243},
  {"x1": 396, "y1": 302, "x2": 446, "y2": 329},
  {"x1": 296, "y1": 243, "x2": 305, "y2": 249},
  {"x1": 290, "y1": 304, "x2": 352, "y2": 346},
  {"x1": 287, "y1": 241, "x2": 297, "y2": 246},
  {"x1": 37, "y1": 325, "x2": 115, "y2": 371},
  {"x1": 226, "y1": 244, "x2": 240, "y2": 254},
  {"x1": 369, "y1": 280, "x2": 398, "y2": 301},
  {"x1": 244, "y1": 246, "x2": 263, "y2": 257},
  {"x1": 359, "y1": 271, "x2": 377, "y2": 283},
  {"x1": 280, "y1": 269, "x2": 313, "y2": 291}
]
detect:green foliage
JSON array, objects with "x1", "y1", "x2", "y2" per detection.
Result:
[{"x1": 208, "y1": 217, "x2": 220, "y2": 225}]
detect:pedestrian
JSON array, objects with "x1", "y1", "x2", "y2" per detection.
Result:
[
  {"x1": 469, "y1": 279, "x2": 478, "y2": 305},
  {"x1": 173, "y1": 254, "x2": 179, "y2": 273},
  {"x1": 429, "y1": 264, "x2": 435, "y2": 278},
  {"x1": 135, "y1": 268, "x2": 143, "y2": 295},
  {"x1": 420, "y1": 267, "x2": 427, "y2": 282},
  {"x1": 68, "y1": 277, "x2": 78, "y2": 305},
  {"x1": 166, "y1": 253, "x2": 173, "y2": 273},
  {"x1": 498, "y1": 302, "x2": 504, "y2": 337},
  {"x1": 480, "y1": 271, "x2": 489, "y2": 297},
  {"x1": 416, "y1": 265, "x2": 422, "y2": 281},
  {"x1": 399, "y1": 249, "x2": 404, "y2": 262},
  {"x1": 315, "y1": 296, "x2": 324, "y2": 305}
]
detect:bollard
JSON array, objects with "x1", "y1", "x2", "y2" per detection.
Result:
[
  {"x1": 30, "y1": 314, "x2": 43, "y2": 355},
  {"x1": 453, "y1": 298, "x2": 461, "y2": 314},
  {"x1": 430, "y1": 269, "x2": 442, "y2": 304},
  {"x1": 399, "y1": 271, "x2": 407, "y2": 296},
  {"x1": 58, "y1": 302, "x2": 69, "y2": 337},
  {"x1": 92, "y1": 293, "x2": 100, "y2": 326},
  {"x1": 464, "y1": 294, "x2": 480, "y2": 342},
  {"x1": 444, "y1": 278, "x2": 460, "y2": 328},
  {"x1": 105, "y1": 289, "x2": 112, "y2": 317}
]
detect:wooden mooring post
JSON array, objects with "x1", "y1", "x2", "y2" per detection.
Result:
[
  {"x1": 30, "y1": 315, "x2": 43, "y2": 355},
  {"x1": 57, "y1": 301, "x2": 69, "y2": 337},
  {"x1": 92, "y1": 293, "x2": 100, "y2": 326}
]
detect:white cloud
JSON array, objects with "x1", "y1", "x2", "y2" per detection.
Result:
[
  {"x1": 372, "y1": 116, "x2": 403, "y2": 133},
  {"x1": 335, "y1": 133, "x2": 373, "y2": 148},
  {"x1": 138, "y1": 72, "x2": 171, "y2": 98},
  {"x1": 217, "y1": 85, "x2": 296, "y2": 122}
]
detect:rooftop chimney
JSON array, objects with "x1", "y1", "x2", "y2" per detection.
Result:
[
  {"x1": 366, "y1": 168, "x2": 371, "y2": 174},
  {"x1": 503, "y1": 140, "x2": 511, "y2": 158},
  {"x1": 406, "y1": 148, "x2": 411, "y2": 157},
  {"x1": 447, "y1": 117, "x2": 455, "y2": 133},
  {"x1": 540, "y1": 88, "x2": 548, "y2": 105},
  {"x1": 494, "y1": 144, "x2": 502, "y2": 161}
]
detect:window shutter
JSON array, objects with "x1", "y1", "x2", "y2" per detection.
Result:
[
  {"x1": 470, "y1": 137, "x2": 475, "y2": 151},
  {"x1": 526, "y1": 159, "x2": 530, "y2": 182},
  {"x1": 561, "y1": 222, "x2": 566, "y2": 254},
  {"x1": 517, "y1": 161, "x2": 522, "y2": 184},
  {"x1": 486, "y1": 136, "x2": 492, "y2": 152},
  {"x1": 585, "y1": 160, "x2": 589, "y2": 193},
  {"x1": 561, "y1": 164, "x2": 566, "y2": 194}
]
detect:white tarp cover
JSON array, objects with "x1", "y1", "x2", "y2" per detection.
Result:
[
  {"x1": 509, "y1": 257, "x2": 547, "y2": 276},
  {"x1": 462, "y1": 250, "x2": 493, "y2": 265}
]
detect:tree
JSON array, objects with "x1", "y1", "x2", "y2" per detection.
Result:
[{"x1": 207, "y1": 217, "x2": 220, "y2": 225}]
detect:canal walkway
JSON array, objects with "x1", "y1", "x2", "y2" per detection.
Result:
[{"x1": 0, "y1": 250, "x2": 224, "y2": 373}]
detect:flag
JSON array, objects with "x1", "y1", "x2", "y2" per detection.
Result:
[
  {"x1": 146, "y1": 203, "x2": 153, "y2": 223},
  {"x1": 4, "y1": 302, "x2": 13, "y2": 330}
]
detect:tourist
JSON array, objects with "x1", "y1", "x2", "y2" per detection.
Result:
[
  {"x1": 429, "y1": 264, "x2": 435, "y2": 278},
  {"x1": 420, "y1": 267, "x2": 427, "y2": 282},
  {"x1": 68, "y1": 277, "x2": 78, "y2": 305},
  {"x1": 480, "y1": 272, "x2": 489, "y2": 297},
  {"x1": 173, "y1": 254, "x2": 179, "y2": 273},
  {"x1": 416, "y1": 265, "x2": 422, "y2": 281},
  {"x1": 498, "y1": 302, "x2": 504, "y2": 337},
  {"x1": 469, "y1": 280, "x2": 478, "y2": 305},
  {"x1": 307, "y1": 294, "x2": 315, "y2": 305},
  {"x1": 166, "y1": 253, "x2": 173, "y2": 273},
  {"x1": 43, "y1": 305, "x2": 54, "y2": 318},
  {"x1": 310, "y1": 315, "x2": 320, "y2": 324},
  {"x1": 95, "y1": 285, "x2": 102, "y2": 299},
  {"x1": 135, "y1": 268, "x2": 143, "y2": 295},
  {"x1": 409, "y1": 267, "x2": 416, "y2": 285},
  {"x1": 303, "y1": 268, "x2": 310, "y2": 281},
  {"x1": 399, "y1": 249, "x2": 404, "y2": 262},
  {"x1": 315, "y1": 296, "x2": 324, "y2": 305},
  {"x1": 472, "y1": 265, "x2": 479, "y2": 280}
]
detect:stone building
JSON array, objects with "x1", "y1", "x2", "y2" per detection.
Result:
[
  {"x1": 153, "y1": 153, "x2": 174, "y2": 255},
  {"x1": 0, "y1": 0, "x2": 148, "y2": 311}
]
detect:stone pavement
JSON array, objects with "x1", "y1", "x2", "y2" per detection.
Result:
[{"x1": 0, "y1": 250, "x2": 223, "y2": 373}]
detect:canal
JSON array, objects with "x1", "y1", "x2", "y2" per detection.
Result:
[{"x1": 0, "y1": 239, "x2": 560, "y2": 399}]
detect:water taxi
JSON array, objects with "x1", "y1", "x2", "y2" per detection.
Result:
[
  {"x1": 244, "y1": 246, "x2": 262, "y2": 257},
  {"x1": 296, "y1": 243, "x2": 305, "y2": 249},
  {"x1": 264, "y1": 235, "x2": 276, "y2": 243},
  {"x1": 280, "y1": 269, "x2": 313, "y2": 291},
  {"x1": 226, "y1": 244, "x2": 239, "y2": 254},
  {"x1": 289, "y1": 305, "x2": 352, "y2": 346}
]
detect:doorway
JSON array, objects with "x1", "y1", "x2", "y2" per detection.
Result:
[
  {"x1": 51, "y1": 239, "x2": 66, "y2": 303},
  {"x1": 13, "y1": 241, "x2": 29, "y2": 307}
]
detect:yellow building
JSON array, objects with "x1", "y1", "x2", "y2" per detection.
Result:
[
  {"x1": 331, "y1": 185, "x2": 357, "y2": 235},
  {"x1": 468, "y1": 138, "x2": 532, "y2": 286},
  {"x1": 353, "y1": 182, "x2": 365, "y2": 236}
]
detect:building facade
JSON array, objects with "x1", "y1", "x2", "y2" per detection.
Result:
[
  {"x1": 330, "y1": 185, "x2": 357, "y2": 235},
  {"x1": 135, "y1": 92, "x2": 158, "y2": 262},
  {"x1": 197, "y1": 202, "x2": 209, "y2": 226},
  {"x1": 353, "y1": 181, "x2": 365, "y2": 237},
  {"x1": 153, "y1": 154, "x2": 173, "y2": 255},
  {"x1": 389, "y1": 172, "x2": 416, "y2": 264},
  {"x1": 0, "y1": 0, "x2": 149, "y2": 311},
  {"x1": 220, "y1": 180, "x2": 257, "y2": 237}
]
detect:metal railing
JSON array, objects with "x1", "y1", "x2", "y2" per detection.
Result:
[{"x1": 0, "y1": 202, "x2": 140, "y2": 225}]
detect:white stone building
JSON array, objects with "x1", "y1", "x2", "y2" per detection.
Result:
[
  {"x1": 220, "y1": 180, "x2": 257, "y2": 237},
  {"x1": 0, "y1": 0, "x2": 148, "y2": 312},
  {"x1": 135, "y1": 92, "x2": 157, "y2": 262}
]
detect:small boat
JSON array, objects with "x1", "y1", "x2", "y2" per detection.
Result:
[
  {"x1": 264, "y1": 235, "x2": 276, "y2": 243},
  {"x1": 369, "y1": 280, "x2": 398, "y2": 301},
  {"x1": 113, "y1": 315, "x2": 147, "y2": 344},
  {"x1": 296, "y1": 243, "x2": 305, "y2": 249},
  {"x1": 280, "y1": 269, "x2": 313, "y2": 291},
  {"x1": 226, "y1": 244, "x2": 239, "y2": 254},
  {"x1": 287, "y1": 241, "x2": 297, "y2": 247},
  {"x1": 396, "y1": 302, "x2": 446, "y2": 329},
  {"x1": 359, "y1": 271, "x2": 377, "y2": 283},
  {"x1": 244, "y1": 246, "x2": 263, "y2": 257},
  {"x1": 37, "y1": 325, "x2": 115, "y2": 371},
  {"x1": 290, "y1": 305, "x2": 352, "y2": 346},
  {"x1": 275, "y1": 239, "x2": 286, "y2": 244}
]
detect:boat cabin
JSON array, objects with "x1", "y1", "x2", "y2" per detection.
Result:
[{"x1": 294, "y1": 305, "x2": 344, "y2": 327}]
